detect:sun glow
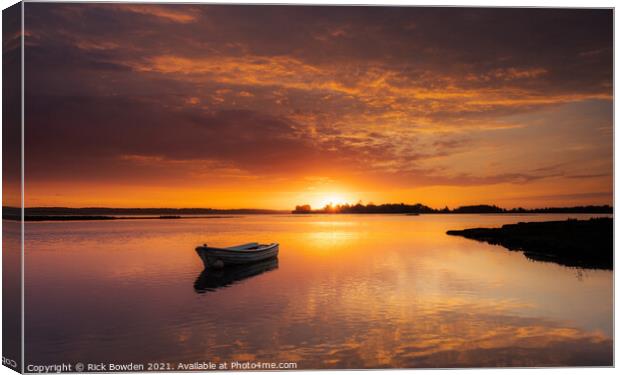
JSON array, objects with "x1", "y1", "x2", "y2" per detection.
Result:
[{"x1": 317, "y1": 195, "x2": 350, "y2": 208}]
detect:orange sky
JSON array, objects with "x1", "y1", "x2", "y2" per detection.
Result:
[{"x1": 14, "y1": 4, "x2": 613, "y2": 209}]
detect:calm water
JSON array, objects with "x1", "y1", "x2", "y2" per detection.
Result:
[{"x1": 24, "y1": 214, "x2": 613, "y2": 369}]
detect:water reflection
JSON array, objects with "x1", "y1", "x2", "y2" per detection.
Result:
[
  {"x1": 2, "y1": 221, "x2": 22, "y2": 370},
  {"x1": 278, "y1": 305, "x2": 613, "y2": 368},
  {"x1": 194, "y1": 258, "x2": 279, "y2": 293},
  {"x1": 23, "y1": 214, "x2": 612, "y2": 368}
]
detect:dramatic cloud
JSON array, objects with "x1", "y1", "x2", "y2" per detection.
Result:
[{"x1": 22, "y1": 4, "x2": 613, "y2": 208}]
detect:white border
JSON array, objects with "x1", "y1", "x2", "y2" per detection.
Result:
[{"x1": 0, "y1": 2, "x2": 616, "y2": 375}]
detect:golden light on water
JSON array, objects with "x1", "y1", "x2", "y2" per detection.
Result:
[{"x1": 22, "y1": 214, "x2": 613, "y2": 367}]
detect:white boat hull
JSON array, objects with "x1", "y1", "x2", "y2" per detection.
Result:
[{"x1": 195, "y1": 242, "x2": 279, "y2": 268}]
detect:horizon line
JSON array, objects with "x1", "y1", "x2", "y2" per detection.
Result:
[{"x1": 2, "y1": 203, "x2": 614, "y2": 211}]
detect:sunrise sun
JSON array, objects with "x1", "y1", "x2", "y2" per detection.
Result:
[{"x1": 317, "y1": 195, "x2": 349, "y2": 208}]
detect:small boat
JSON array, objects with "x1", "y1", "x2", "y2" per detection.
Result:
[{"x1": 195, "y1": 242, "x2": 279, "y2": 269}]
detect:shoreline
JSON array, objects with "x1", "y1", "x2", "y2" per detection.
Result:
[
  {"x1": 1, "y1": 211, "x2": 612, "y2": 222},
  {"x1": 2, "y1": 215, "x2": 244, "y2": 222},
  {"x1": 447, "y1": 218, "x2": 613, "y2": 270}
]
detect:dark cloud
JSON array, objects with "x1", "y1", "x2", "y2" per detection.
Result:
[
  {"x1": 24, "y1": 4, "x2": 612, "y2": 97},
  {"x1": 24, "y1": 94, "x2": 353, "y2": 182}
]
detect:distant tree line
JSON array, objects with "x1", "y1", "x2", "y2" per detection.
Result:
[
  {"x1": 1, "y1": 204, "x2": 612, "y2": 221},
  {"x1": 2, "y1": 206, "x2": 287, "y2": 220},
  {"x1": 292, "y1": 203, "x2": 613, "y2": 214}
]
